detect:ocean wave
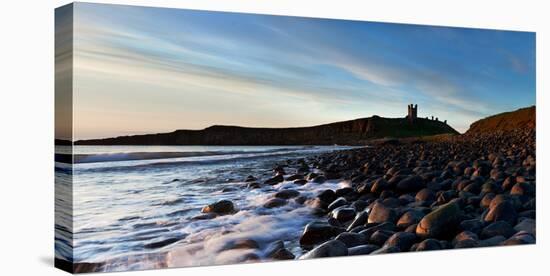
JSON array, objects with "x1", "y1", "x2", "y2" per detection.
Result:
[
  {"x1": 73, "y1": 147, "x2": 313, "y2": 164},
  {"x1": 74, "y1": 151, "x2": 307, "y2": 174}
]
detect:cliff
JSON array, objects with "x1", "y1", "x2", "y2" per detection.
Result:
[
  {"x1": 466, "y1": 106, "x2": 536, "y2": 134},
  {"x1": 75, "y1": 116, "x2": 459, "y2": 146}
]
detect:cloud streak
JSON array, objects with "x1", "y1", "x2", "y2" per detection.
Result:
[{"x1": 70, "y1": 3, "x2": 535, "y2": 139}]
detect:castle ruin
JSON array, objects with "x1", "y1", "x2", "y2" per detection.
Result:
[
  {"x1": 408, "y1": 104, "x2": 447, "y2": 125},
  {"x1": 407, "y1": 104, "x2": 418, "y2": 123}
]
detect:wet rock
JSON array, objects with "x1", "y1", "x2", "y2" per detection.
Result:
[
  {"x1": 271, "y1": 248, "x2": 295, "y2": 260},
  {"x1": 286, "y1": 174, "x2": 304, "y2": 181},
  {"x1": 306, "y1": 198, "x2": 325, "y2": 210},
  {"x1": 368, "y1": 202, "x2": 397, "y2": 224},
  {"x1": 397, "y1": 210, "x2": 425, "y2": 229},
  {"x1": 350, "y1": 200, "x2": 368, "y2": 212},
  {"x1": 480, "y1": 181, "x2": 501, "y2": 195},
  {"x1": 510, "y1": 182, "x2": 535, "y2": 197},
  {"x1": 501, "y1": 231, "x2": 535, "y2": 245},
  {"x1": 222, "y1": 238, "x2": 260, "y2": 251},
  {"x1": 523, "y1": 198, "x2": 536, "y2": 211},
  {"x1": 502, "y1": 176, "x2": 516, "y2": 191},
  {"x1": 312, "y1": 175, "x2": 327, "y2": 184},
  {"x1": 396, "y1": 175, "x2": 425, "y2": 193},
  {"x1": 480, "y1": 193, "x2": 495, "y2": 209},
  {"x1": 201, "y1": 200, "x2": 236, "y2": 215},
  {"x1": 274, "y1": 189, "x2": 300, "y2": 199},
  {"x1": 488, "y1": 194, "x2": 508, "y2": 209},
  {"x1": 480, "y1": 221, "x2": 516, "y2": 239},
  {"x1": 325, "y1": 171, "x2": 341, "y2": 180},
  {"x1": 369, "y1": 230, "x2": 395, "y2": 246},
  {"x1": 414, "y1": 239, "x2": 442, "y2": 251},
  {"x1": 335, "y1": 232, "x2": 367, "y2": 247},
  {"x1": 484, "y1": 200, "x2": 518, "y2": 225},
  {"x1": 245, "y1": 175, "x2": 257, "y2": 182},
  {"x1": 348, "y1": 244, "x2": 380, "y2": 255},
  {"x1": 265, "y1": 240, "x2": 284, "y2": 255},
  {"x1": 384, "y1": 232, "x2": 417, "y2": 251},
  {"x1": 514, "y1": 218, "x2": 536, "y2": 236},
  {"x1": 273, "y1": 165, "x2": 286, "y2": 175},
  {"x1": 416, "y1": 200, "x2": 461, "y2": 239},
  {"x1": 299, "y1": 221, "x2": 343, "y2": 248},
  {"x1": 349, "y1": 225, "x2": 368, "y2": 233},
  {"x1": 436, "y1": 190, "x2": 458, "y2": 205},
  {"x1": 416, "y1": 188, "x2": 436, "y2": 202},
  {"x1": 247, "y1": 182, "x2": 261, "y2": 189},
  {"x1": 328, "y1": 197, "x2": 348, "y2": 211},
  {"x1": 386, "y1": 166, "x2": 400, "y2": 176},
  {"x1": 266, "y1": 241, "x2": 295, "y2": 260},
  {"x1": 465, "y1": 195, "x2": 482, "y2": 207},
  {"x1": 331, "y1": 207, "x2": 357, "y2": 223},
  {"x1": 306, "y1": 172, "x2": 319, "y2": 180},
  {"x1": 351, "y1": 174, "x2": 367, "y2": 184},
  {"x1": 473, "y1": 160, "x2": 491, "y2": 176},
  {"x1": 294, "y1": 196, "x2": 307, "y2": 205},
  {"x1": 459, "y1": 219, "x2": 485, "y2": 235},
  {"x1": 357, "y1": 182, "x2": 372, "y2": 195},
  {"x1": 382, "y1": 197, "x2": 401, "y2": 208},
  {"x1": 359, "y1": 222, "x2": 395, "y2": 240},
  {"x1": 335, "y1": 187, "x2": 354, "y2": 197},
  {"x1": 263, "y1": 198, "x2": 287, "y2": 208},
  {"x1": 317, "y1": 189, "x2": 337, "y2": 205},
  {"x1": 298, "y1": 165, "x2": 310, "y2": 174},
  {"x1": 439, "y1": 179, "x2": 454, "y2": 190},
  {"x1": 192, "y1": 213, "x2": 217, "y2": 220},
  {"x1": 327, "y1": 217, "x2": 342, "y2": 227},
  {"x1": 399, "y1": 194, "x2": 415, "y2": 205},
  {"x1": 379, "y1": 191, "x2": 395, "y2": 200},
  {"x1": 519, "y1": 209, "x2": 536, "y2": 219},
  {"x1": 264, "y1": 174, "x2": 284, "y2": 185},
  {"x1": 489, "y1": 168, "x2": 503, "y2": 180},
  {"x1": 371, "y1": 178, "x2": 391, "y2": 194},
  {"x1": 299, "y1": 240, "x2": 348, "y2": 259},
  {"x1": 347, "y1": 211, "x2": 369, "y2": 231},
  {"x1": 404, "y1": 223, "x2": 418, "y2": 233},
  {"x1": 221, "y1": 187, "x2": 238, "y2": 193},
  {"x1": 453, "y1": 231, "x2": 478, "y2": 247},
  {"x1": 143, "y1": 237, "x2": 181, "y2": 249},
  {"x1": 294, "y1": 179, "x2": 308, "y2": 185}
]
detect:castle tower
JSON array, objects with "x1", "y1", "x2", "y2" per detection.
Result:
[{"x1": 407, "y1": 104, "x2": 418, "y2": 123}]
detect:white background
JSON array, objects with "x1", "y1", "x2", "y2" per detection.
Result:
[{"x1": 0, "y1": 0, "x2": 548, "y2": 275}]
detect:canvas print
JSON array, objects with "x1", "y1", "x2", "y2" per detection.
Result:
[{"x1": 55, "y1": 2, "x2": 536, "y2": 273}]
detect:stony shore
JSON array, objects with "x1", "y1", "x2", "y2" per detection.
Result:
[
  {"x1": 202, "y1": 127, "x2": 536, "y2": 259},
  {"x1": 65, "y1": 127, "x2": 536, "y2": 272}
]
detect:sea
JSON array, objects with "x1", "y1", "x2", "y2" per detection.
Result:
[{"x1": 54, "y1": 145, "x2": 358, "y2": 272}]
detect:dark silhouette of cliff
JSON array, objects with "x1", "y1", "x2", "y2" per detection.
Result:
[
  {"x1": 75, "y1": 116, "x2": 459, "y2": 146},
  {"x1": 466, "y1": 106, "x2": 535, "y2": 134}
]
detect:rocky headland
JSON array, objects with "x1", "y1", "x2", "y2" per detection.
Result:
[{"x1": 75, "y1": 115, "x2": 458, "y2": 146}]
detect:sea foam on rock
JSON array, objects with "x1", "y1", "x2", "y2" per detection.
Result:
[{"x1": 201, "y1": 200, "x2": 236, "y2": 215}]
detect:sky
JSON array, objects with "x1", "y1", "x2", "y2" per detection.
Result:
[{"x1": 67, "y1": 3, "x2": 535, "y2": 140}]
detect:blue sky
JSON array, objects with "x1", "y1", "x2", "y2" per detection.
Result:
[{"x1": 71, "y1": 3, "x2": 535, "y2": 139}]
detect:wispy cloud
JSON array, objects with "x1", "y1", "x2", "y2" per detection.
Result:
[{"x1": 71, "y1": 3, "x2": 535, "y2": 138}]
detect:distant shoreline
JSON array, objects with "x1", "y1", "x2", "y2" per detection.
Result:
[
  {"x1": 73, "y1": 116, "x2": 458, "y2": 146},
  {"x1": 57, "y1": 106, "x2": 535, "y2": 147}
]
